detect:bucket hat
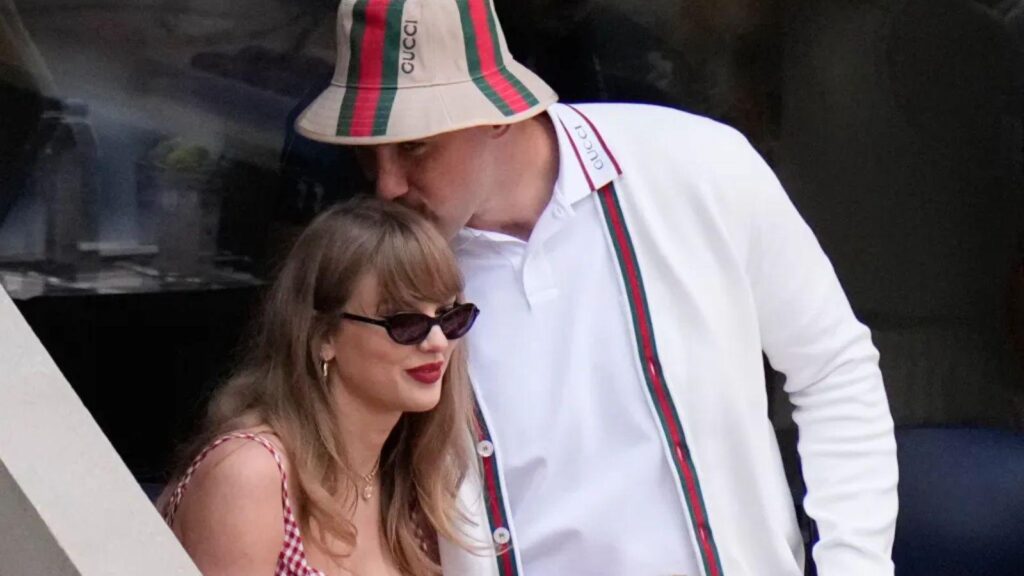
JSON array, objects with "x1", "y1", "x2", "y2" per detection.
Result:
[{"x1": 295, "y1": 0, "x2": 558, "y2": 145}]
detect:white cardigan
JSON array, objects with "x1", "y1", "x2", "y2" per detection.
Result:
[{"x1": 439, "y1": 103, "x2": 898, "y2": 576}]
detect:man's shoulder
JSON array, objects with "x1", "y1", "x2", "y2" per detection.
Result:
[
  {"x1": 557, "y1": 103, "x2": 779, "y2": 224},
  {"x1": 564, "y1": 102, "x2": 754, "y2": 163},
  {"x1": 568, "y1": 102, "x2": 742, "y2": 140},
  {"x1": 568, "y1": 101, "x2": 715, "y2": 124}
]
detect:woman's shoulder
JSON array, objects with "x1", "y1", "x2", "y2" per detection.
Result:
[
  {"x1": 175, "y1": 428, "x2": 289, "y2": 505},
  {"x1": 193, "y1": 429, "x2": 288, "y2": 484},
  {"x1": 165, "y1": 430, "x2": 291, "y2": 574}
]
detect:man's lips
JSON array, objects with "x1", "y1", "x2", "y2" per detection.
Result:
[{"x1": 406, "y1": 362, "x2": 444, "y2": 384}]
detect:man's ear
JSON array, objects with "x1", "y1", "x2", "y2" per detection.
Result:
[{"x1": 489, "y1": 124, "x2": 512, "y2": 139}]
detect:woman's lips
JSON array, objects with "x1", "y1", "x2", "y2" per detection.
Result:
[{"x1": 406, "y1": 362, "x2": 444, "y2": 384}]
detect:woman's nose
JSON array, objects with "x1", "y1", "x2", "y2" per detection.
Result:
[{"x1": 418, "y1": 325, "x2": 449, "y2": 352}]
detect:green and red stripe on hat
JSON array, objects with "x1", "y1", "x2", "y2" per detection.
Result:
[
  {"x1": 455, "y1": 0, "x2": 540, "y2": 117},
  {"x1": 337, "y1": 0, "x2": 407, "y2": 138}
]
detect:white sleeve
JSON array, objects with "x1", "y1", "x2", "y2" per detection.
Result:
[{"x1": 741, "y1": 141, "x2": 899, "y2": 575}]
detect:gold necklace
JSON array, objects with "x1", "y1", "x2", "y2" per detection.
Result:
[{"x1": 360, "y1": 460, "x2": 380, "y2": 501}]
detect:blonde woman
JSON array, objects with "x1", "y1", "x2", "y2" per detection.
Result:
[{"x1": 159, "y1": 197, "x2": 480, "y2": 576}]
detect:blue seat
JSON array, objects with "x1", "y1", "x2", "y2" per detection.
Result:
[{"x1": 894, "y1": 427, "x2": 1024, "y2": 576}]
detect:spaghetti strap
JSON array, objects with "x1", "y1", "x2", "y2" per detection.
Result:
[{"x1": 162, "y1": 432, "x2": 325, "y2": 576}]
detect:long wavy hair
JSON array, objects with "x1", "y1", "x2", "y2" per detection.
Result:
[{"x1": 173, "y1": 196, "x2": 477, "y2": 574}]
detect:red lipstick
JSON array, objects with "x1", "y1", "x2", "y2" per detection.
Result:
[{"x1": 406, "y1": 362, "x2": 444, "y2": 384}]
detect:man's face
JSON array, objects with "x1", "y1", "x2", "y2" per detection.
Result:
[{"x1": 355, "y1": 126, "x2": 496, "y2": 239}]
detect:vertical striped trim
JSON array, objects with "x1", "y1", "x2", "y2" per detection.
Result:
[
  {"x1": 336, "y1": 0, "x2": 406, "y2": 137},
  {"x1": 456, "y1": 0, "x2": 538, "y2": 116},
  {"x1": 553, "y1": 104, "x2": 623, "y2": 192},
  {"x1": 566, "y1": 104, "x2": 623, "y2": 175},
  {"x1": 597, "y1": 183, "x2": 725, "y2": 576},
  {"x1": 556, "y1": 117, "x2": 597, "y2": 190},
  {"x1": 473, "y1": 399, "x2": 519, "y2": 576}
]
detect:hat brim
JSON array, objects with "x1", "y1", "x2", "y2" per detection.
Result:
[{"x1": 295, "y1": 59, "x2": 557, "y2": 146}]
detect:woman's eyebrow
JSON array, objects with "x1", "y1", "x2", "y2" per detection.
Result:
[
  {"x1": 375, "y1": 301, "x2": 429, "y2": 315},
  {"x1": 374, "y1": 300, "x2": 406, "y2": 315},
  {"x1": 437, "y1": 298, "x2": 459, "y2": 313},
  {"x1": 374, "y1": 296, "x2": 457, "y2": 316}
]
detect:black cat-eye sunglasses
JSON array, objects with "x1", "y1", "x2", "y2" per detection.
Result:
[{"x1": 340, "y1": 302, "x2": 480, "y2": 345}]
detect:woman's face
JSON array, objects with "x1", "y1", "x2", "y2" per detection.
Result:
[{"x1": 321, "y1": 271, "x2": 457, "y2": 416}]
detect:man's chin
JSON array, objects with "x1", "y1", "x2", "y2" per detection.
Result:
[
  {"x1": 430, "y1": 219, "x2": 459, "y2": 241},
  {"x1": 417, "y1": 209, "x2": 450, "y2": 236},
  {"x1": 416, "y1": 208, "x2": 459, "y2": 239}
]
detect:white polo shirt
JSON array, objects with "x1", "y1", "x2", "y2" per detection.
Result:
[{"x1": 454, "y1": 112, "x2": 699, "y2": 575}]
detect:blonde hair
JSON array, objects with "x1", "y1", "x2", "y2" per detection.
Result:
[{"x1": 176, "y1": 196, "x2": 476, "y2": 574}]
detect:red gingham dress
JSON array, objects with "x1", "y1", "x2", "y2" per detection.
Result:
[{"x1": 163, "y1": 433, "x2": 327, "y2": 576}]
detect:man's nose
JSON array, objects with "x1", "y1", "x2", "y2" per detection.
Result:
[{"x1": 365, "y1": 147, "x2": 409, "y2": 200}]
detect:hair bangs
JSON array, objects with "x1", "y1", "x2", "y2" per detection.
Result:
[{"x1": 372, "y1": 218, "x2": 464, "y2": 313}]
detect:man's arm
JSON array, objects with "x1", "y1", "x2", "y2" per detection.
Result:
[{"x1": 740, "y1": 140, "x2": 899, "y2": 575}]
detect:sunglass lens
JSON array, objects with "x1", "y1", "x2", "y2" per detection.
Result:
[
  {"x1": 387, "y1": 314, "x2": 431, "y2": 345},
  {"x1": 440, "y1": 304, "x2": 478, "y2": 339}
]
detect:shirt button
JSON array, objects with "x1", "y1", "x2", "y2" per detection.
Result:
[
  {"x1": 492, "y1": 527, "x2": 511, "y2": 545},
  {"x1": 553, "y1": 205, "x2": 568, "y2": 218},
  {"x1": 476, "y1": 440, "x2": 494, "y2": 457}
]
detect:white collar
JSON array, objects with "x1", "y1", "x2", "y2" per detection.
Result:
[{"x1": 455, "y1": 103, "x2": 623, "y2": 248}]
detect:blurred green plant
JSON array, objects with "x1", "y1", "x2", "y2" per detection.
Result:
[{"x1": 147, "y1": 138, "x2": 215, "y2": 174}]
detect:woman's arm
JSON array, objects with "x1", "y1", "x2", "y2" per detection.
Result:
[{"x1": 170, "y1": 439, "x2": 288, "y2": 576}]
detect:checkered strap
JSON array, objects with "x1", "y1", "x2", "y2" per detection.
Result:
[{"x1": 163, "y1": 433, "x2": 325, "y2": 576}]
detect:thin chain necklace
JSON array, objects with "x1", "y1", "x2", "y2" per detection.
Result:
[{"x1": 360, "y1": 459, "x2": 380, "y2": 501}]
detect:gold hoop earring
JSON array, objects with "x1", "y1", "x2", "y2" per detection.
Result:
[{"x1": 320, "y1": 359, "x2": 329, "y2": 386}]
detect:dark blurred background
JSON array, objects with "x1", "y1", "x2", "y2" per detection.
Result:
[{"x1": 2, "y1": 1, "x2": 1023, "y2": 574}]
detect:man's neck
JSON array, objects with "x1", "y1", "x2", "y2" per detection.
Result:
[{"x1": 467, "y1": 114, "x2": 559, "y2": 242}]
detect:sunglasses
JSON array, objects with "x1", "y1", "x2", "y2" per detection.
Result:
[{"x1": 340, "y1": 302, "x2": 480, "y2": 345}]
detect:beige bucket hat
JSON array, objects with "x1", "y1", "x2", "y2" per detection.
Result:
[{"x1": 295, "y1": 0, "x2": 558, "y2": 145}]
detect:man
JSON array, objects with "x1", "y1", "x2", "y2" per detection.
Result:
[{"x1": 296, "y1": 1, "x2": 898, "y2": 575}]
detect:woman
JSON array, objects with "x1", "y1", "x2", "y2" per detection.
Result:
[{"x1": 159, "y1": 197, "x2": 481, "y2": 575}]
